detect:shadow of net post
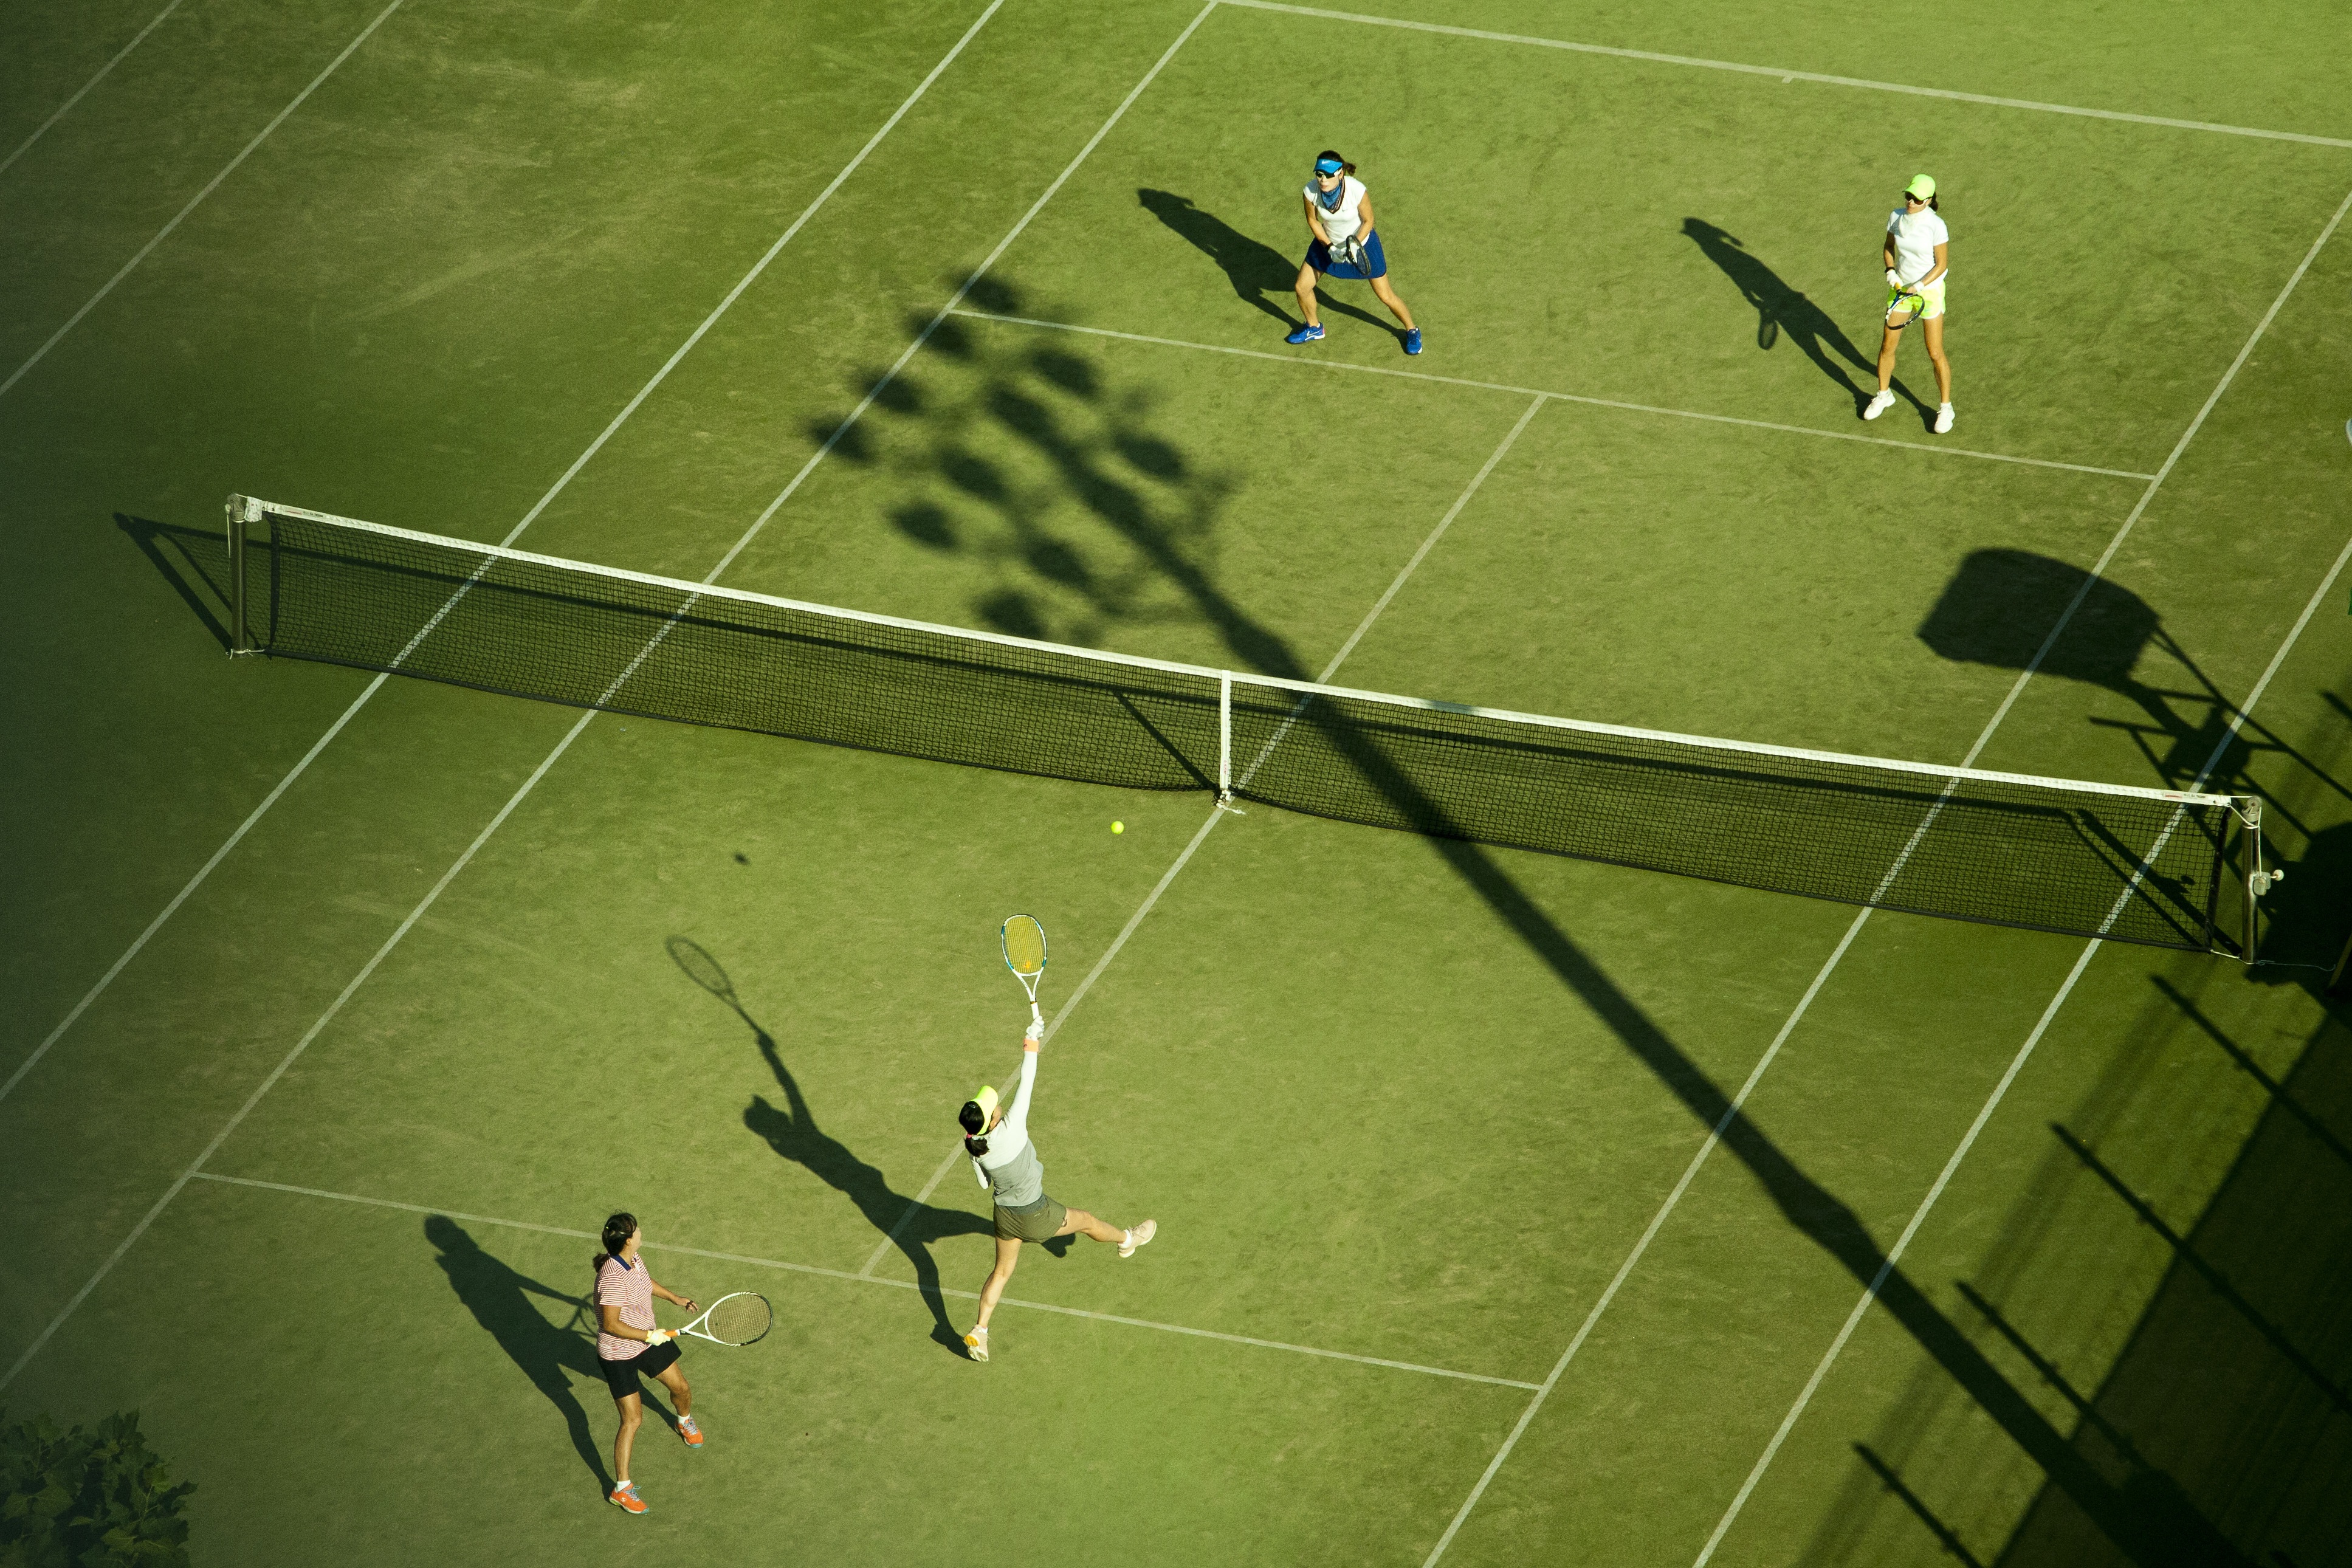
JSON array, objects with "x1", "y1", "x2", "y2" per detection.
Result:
[
  {"x1": 664, "y1": 938, "x2": 989, "y2": 1353},
  {"x1": 115, "y1": 513, "x2": 235, "y2": 650},
  {"x1": 425, "y1": 1214, "x2": 612, "y2": 1485}
]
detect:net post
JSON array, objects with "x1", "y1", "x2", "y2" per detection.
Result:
[
  {"x1": 1217, "y1": 672, "x2": 1231, "y2": 802},
  {"x1": 225, "y1": 494, "x2": 257, "y2": 655},
  {"x1": 2242, "y1": 796, "x2": 2265, "y2": 962}
]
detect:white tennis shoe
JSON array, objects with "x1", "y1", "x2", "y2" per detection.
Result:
[
  {"x1": 963, "y1": 1326, "x2": 989, "y2": 1362},
  {"x1": 1119, "y1": 1220, "x2": 1157, "y2": 1258},
  {"x1": 1934, "y1": 403, "x2": 1955, "y2": 434},
  {"x1": 1862, "y1": 388, "x2": 1896, "y2": 421}
]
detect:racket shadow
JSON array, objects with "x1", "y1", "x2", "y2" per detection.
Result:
[
  {"x1": 665, "y1": 937, "x2": 991, "y2": 1353},
  {"x1": 425, "y1": 1215, "x2": 616, "y2": 1489}
]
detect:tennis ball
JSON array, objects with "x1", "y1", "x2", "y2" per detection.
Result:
[{"x1": 1111, "y1": 820, "x2": 1124, "y2": 834}]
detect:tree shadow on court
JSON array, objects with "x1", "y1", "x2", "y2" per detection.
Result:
[
  {"x1": 425, "y1": 1214, "x2": 613, "y2": 1488},
  {"x1": 1682, "y1": 219, "x2": 1884, "y2": 417},
  {"x1": 827, "y1": 278, "x2": 2254, "y2": 1564},
  {"x1": 664, "y1": 938, "x2": 990, "y2": 1357},
  {"x1": 1138, "y1": 188, "x2": 1393, "y2": 337}
]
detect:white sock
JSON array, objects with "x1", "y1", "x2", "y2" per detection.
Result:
[{"x1": 1122, "y1": 1229, "x2": 1132, "y2": 1246}]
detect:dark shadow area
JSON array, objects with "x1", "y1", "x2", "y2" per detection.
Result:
[
  {"x1": 1855, "y1": 1443, "x2": 1990, "y2": 1568},
  {"x1": 1138, "y1": 188, "x2": 1394, "y2": 337},
  {"x1": 425, "y1": 1215, "x2": 611, "y2": 1487},
  {"x1": 665, "y1": 939, "x2": 991, "y2": 1357},
  {"x1": 1681, "y1": 219, "x2": 1882, "y2": 415},
  {"x1": 1988, "y1": 1000, "x2": 2352, "y2": 1567},
  {"x1": 830, "y1": 283, "x2": 2269, "y2": 1559},
  {"x1": 115, "y1": 513, "x2": 233, "y2": 650}
]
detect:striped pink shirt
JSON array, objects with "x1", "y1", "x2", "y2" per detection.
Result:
[{"x1": 594, "y1": 1254, "x2": 657, "y2": 1361}]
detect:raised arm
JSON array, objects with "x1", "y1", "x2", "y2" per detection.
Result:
[{"x1": 1000, "y1": 1040, "x2": 1040, "y2": 1146}]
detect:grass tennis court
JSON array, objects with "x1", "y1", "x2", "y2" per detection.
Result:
[{"x1": 5, "y1": 1, "x2": 2351, "y2": 1563}]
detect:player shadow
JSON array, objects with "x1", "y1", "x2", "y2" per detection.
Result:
[
  {"x1": 425, "y1": 1215, "x2": 616, "y2": 1488},
  {"x1": 1681, "y1": 219, "x2": 1886, "y2": 416},
  {"x1": 664, "y1": 939, "x2": 991, "y2": 1356},
  {"x1": 1138, "y1": 188, "x2": 1395, "y2": 339}
]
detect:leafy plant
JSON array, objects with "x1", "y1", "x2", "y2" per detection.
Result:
[{"x1": 0, "y1": 1411, "x2": 194, "y2": 1567}]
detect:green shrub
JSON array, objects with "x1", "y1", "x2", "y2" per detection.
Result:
[{"x1": 0, "y1": 1411, "x2": 194, "y2": 1568}]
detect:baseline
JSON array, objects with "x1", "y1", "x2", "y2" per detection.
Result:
[
  {"x1": 0, "y1": 0, "x2": 190, "y2": 179},
  {"x1": 948, "y1": 309, "x2": 2156, "y2": 482},
  {"x1": 188, "y1": 1171, "x2": 1538, "y2": 1391},
  {"x1": 1420, "y1": 172, "x2": 2352, "y2": 1568},
  {"x1": 0, "y1": 0, "x2": 1009, "y2": 1108},
  {"x1": 1222, "y1": 0, "x2": 2352, "y2": 151}
]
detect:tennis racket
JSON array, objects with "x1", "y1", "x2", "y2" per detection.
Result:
[
  {"x1": 1885, "y1": 284, "x2": 1927, "y2": 331},
  {"x1": 678, "y1": 1291, "x2": 772, "y2": 1347},
  {"x1": 1001, "y1": 913, "x2": 1047, "y2": 1032}
]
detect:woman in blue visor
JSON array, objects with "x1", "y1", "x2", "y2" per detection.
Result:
[{"x1": 1289, "y1": 150, "x2": 1421, "y2": 354}]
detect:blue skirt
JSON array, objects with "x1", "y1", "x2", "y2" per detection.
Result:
[{"x1": 1306, "y1": 230, "x2": 1387, "y2": 280}]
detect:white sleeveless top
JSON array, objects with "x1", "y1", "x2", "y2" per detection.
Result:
[{"x1": 1304, "y1": 174, "x2": 1367, "y2": 244}]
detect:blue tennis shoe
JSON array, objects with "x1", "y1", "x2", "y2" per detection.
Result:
[
  {"x1": 1285, "y1": 323, "x2": 1324, "y2": 344},
  {"x1": 1404, "y1": 328, "x2": 1423, "y2": 356}
]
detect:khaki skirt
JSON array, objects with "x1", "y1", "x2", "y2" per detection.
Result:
[{"x1": 994, "y1": 1194, "x2": 1067, "y2": 1242}]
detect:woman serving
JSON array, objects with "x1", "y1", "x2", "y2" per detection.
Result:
[
  {"x1": 1288, "y1": 150, "x2": 1422, "y2": 354},
  {"x1": 1863, "y1": 174, "x2": 1955, "y2": 433},
  {"x1": 958, "y1": 1019, "x2": 1156, "y2": 1362}
]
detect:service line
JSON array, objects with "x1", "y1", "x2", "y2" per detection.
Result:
[
  {"x1": 948, "y1": 310, "x2": 2157, "y2": 482},
  {"x1": 188, "y1": 1171, "x2": 1538, "y2": 1391}
]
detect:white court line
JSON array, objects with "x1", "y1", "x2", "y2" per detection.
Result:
[
  {"x1": 0, "y1": 0, "x2": 190, "y2": 179},
  {"x1": 0, "y1": 0, "x2": 410, "y2": 404},
  {"x1": 0, "y1": 0, "x2": 1217, "y2": 1400},
  {"x1": 187, "y1": 1172, "x2": 1538, "y2": 1390},
  {"x1": 1690, "y1": 523, "x2": 2352, "y2": 1566},
  {"x1": 1422, "y1": 173, "x2": 2352, "y2": 1568},
  {"x1": 0, "y1": 2, "x2": 1009, "y2": 1109},
  {"x1": 861, "y1": 390, "x2": 1551, "y2": 1277},
  {"x1": 1222, "y1": 0, "x2": 2352, "y2": 151},
  {"x1": 949, "y1": 310, "x2": 2157, "y2": 483}
]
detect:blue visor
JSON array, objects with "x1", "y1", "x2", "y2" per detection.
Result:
[{"x1": 1314, "y1": 159, "x2": 1343, "y2": 174}]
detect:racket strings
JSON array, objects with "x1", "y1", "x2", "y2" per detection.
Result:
[{"x1": 704, "y1": 1293, "x2": 772, "y2": 1346}]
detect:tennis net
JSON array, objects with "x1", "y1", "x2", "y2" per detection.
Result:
[{"x1": 224, "y1": 495, "x2": 2261, "y2": 953}]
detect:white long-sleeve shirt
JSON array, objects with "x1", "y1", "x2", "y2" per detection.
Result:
[{"x1": 971, "y1": 1050, "x2": 1045, "y2": 1206}]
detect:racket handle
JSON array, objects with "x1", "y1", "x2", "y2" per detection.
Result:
[{"x1": 1030, "y1": 1002, "x2": 1044, "y2": 1030}]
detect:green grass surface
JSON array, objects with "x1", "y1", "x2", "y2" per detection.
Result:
[{"x1": 4, "y1": 1, "x2": 2350, "y2": 1564}]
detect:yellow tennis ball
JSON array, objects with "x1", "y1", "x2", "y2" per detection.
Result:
[{"x1": 1111, "y1": 820, "x2": 1124, "y2": 834}]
